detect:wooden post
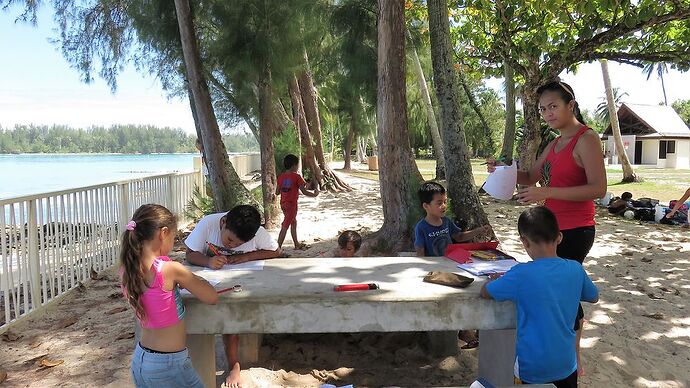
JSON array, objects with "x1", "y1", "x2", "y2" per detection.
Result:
[{"x1": 28, "y1": 200, "x2": 41, "y2": 309}]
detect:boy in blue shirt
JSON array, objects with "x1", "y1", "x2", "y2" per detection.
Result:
[
  {"x1": 481, "y1": 206, "x2": 599, "y2": 387},
  {"x1": 414, "y1": 181, "x2": 491, "y2": 257}
]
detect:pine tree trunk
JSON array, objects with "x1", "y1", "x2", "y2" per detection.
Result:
[
  {"x1": 297, "y1": 50, "x2": 352, "y2": 191},
  {"x1": 600, "y1": 59, "x2": 638, "y2": 182},
  {"x1": 427, "y1": 0, "x2": 490, "y2": 231},
  {"x1": 173, "y1": 0, "x2": 254, "y2": 212},
  {"x1": 410, "y1": 42, "x2": 445, "y2": 180},
  {"x1": 500, "y1": 63, "x2": 516, "y2": 161},
  {"x1": 288, "y1": 76, "x2": 323, "y2": 187},
  {"x1": 343, "y1": 111, "x2": 356, "y2": 170},
  {"x1": 373, "y1": 0, "x2": 424, "y2": 251},
  {"x1": 257, "y1": 67, "x2": 281, "y2": 228}
]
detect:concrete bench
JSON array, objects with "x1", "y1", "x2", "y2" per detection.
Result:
[{"x1": 183, "y1": 256, "x2": 516, "y2": 387}]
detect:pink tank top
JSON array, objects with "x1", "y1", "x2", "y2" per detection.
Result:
[
  {"x1": 137, "y1": 256, "x2": 186, "y2": 329},
  {"x1": 542, "y1": 126, "x2": 596, "y2": 231}
]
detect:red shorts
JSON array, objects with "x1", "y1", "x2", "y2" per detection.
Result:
[{"x1": 280, "y1": 202, "x2": 298, "y2": 228}]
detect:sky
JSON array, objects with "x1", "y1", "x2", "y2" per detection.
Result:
[{"x1": 1, "y1": 4, "x2": 689, "y2": 135}]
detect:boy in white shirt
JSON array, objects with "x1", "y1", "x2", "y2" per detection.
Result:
[{"x1": 184, "y1": 204, "x2": 281, "y2": 388}]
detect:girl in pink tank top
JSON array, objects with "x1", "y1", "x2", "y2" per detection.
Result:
[{"x1": 120, "y1": 204, "x2": 218, "y2": 387}]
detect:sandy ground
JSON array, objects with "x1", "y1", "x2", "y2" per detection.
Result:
[{"x1": 1, "y1": 163, "x2": 689, "y2": 387}]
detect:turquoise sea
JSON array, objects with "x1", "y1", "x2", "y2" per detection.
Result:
[{"x1": 0, "y1": 153, "x2": 199, "y2": 200}]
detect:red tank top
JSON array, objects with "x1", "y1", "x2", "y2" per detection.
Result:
[{"x1": 542, "y1": 126, "x2": 596, "y2": 231}]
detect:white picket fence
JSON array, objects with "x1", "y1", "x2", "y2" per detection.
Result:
[{"x1": 0, "y1": 169, "x2": 204, "y2": 329}]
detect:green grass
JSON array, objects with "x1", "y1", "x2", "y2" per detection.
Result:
[{"x1": 345, "y1": 158, "x2": 690, "y2": 203}]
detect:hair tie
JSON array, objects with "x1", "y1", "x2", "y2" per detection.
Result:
[{"x1": 126, "y1": 220, "x2": 137, "y2": 231}]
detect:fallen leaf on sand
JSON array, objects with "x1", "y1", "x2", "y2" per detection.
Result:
[
  {"x1": 29, "y1": 341, "x2": 42, "y2": 349},
  {"x1": 107, "y1": 307, "x2": 128, "y2": 315},
  {"x1": 642, "y1": 313, "x2": 665, "y2": 320},
  {"x1": 635, "y1": 285, "x2": 646, "y2": 293},
  {"x1": 76, "y1": 282, "x2": 86, "y2": 292},
  {"x1": 116, "y1": 332, "x2": 135, "y2": 340},
  {"x1": 641, "y1": 257, "x2": 653, "y2": 263},
  {"x1": 39, "y1": 358, "x2": 64, "y2": 368},
  {"x1": 57, "y1": 316, "x2": 78, "y2": 329},
  {"x1": 0, "y1": 370, "x2": 6, "y2": 383},
  {"x1": 621, "y1": 250, "x2": 634, "y2": 256},
  {"x1": 647, "y1": 293, "x2": 664, "y2": 300},
  {"x1": 2, "y1": 331, "x2": 22, "y2": 342},
  {"x1": 23, "y1": 353, "x2": 49, "y2": 366},
  {"x1": 108, "y1": 292, "x2": 122, "y2": 299}
]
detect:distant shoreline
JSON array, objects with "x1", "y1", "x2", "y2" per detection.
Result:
[{"x1": 0, "y1": 151, "x2": 258, "y2": 156}]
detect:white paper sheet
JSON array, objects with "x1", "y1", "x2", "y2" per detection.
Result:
[
  {"x1": 483, "y1": 162, "x2": 517, "y2": 200},
  {"x1": 180, "y1": 279, "x2": 220, "y2": 295},
  {"x1": 457, "y1": 259, "x2": 519, "y2": 276},
  {"x1": 200, "y1": 260, "x2": 265, "y2": 272}
]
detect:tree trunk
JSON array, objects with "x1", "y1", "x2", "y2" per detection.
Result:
[
  {"x1": 288, "y1": 75, "x2": 323, "y2": 187},
  {"x1": 343, "y1": 110, "x2": 356, "y2": 170},
  {"x1": 427, "y1": 0, "x2": 490, "y2": 232},
  {"x1": 458, "y1": 69, "x2": 494, "y2": 157},
  {"x1": 660, "y1": 70, "x2": 668, "y2": 106},
  {"x1": 297, "y1": 50, "x2": 351, "y2": 191},
  {"x1": 500, "y1": 63, "x2": 516, "y2": 161},
  {"x1": 600, "y1": 59, "x2": 638, "y2": 182},
  {"x1": 257, "y1": 67, "x2": 281, "y2": 228},
  {"x1": 173, "y1": 0, "x2": 254, "y2": 212},
  {"x1": 410, "y1": 42, "x2": 445, "y2": 180},
  {"x1": 516, "y1": 80, "x2": 543, "y2": 172},
  {"x1": 373, "y1": 0, "x2": 424, "y2": 251}
]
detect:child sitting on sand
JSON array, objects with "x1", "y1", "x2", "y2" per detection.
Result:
[
  {"x1": 481, "y1": 206, "x2": 599, "y2": 387},
  {"x1": 334, "y1": 230, "x2": 362, "y2": 257}
]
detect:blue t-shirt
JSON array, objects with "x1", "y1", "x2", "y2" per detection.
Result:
[
  {"x1": 486, "y1": 258, "x2": 598, "y2": 383},
  {"x1": 414, "y1": 217, "x2": 461, "y2": 256}
]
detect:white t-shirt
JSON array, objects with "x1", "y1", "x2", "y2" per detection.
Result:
[{"x1": 184, "y1": 212, "x2": 278, "y2": 254}]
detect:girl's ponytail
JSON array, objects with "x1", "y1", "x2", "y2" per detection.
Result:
[{"x1": 119, "y1": 204, "x2": 177, "y2": 321}]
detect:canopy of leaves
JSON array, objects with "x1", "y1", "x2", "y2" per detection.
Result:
[{"x1": 672, "y1": 99, "x2": 690, "y2": 125}]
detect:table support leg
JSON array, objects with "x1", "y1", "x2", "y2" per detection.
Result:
[
  {"x1": 478, "y1": 329, "x2": 515, "y2": 386},
  {"x1": 188, "y1": 334, "x2": 216, "y2": 388}
]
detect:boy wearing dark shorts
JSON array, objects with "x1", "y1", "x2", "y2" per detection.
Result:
[{"x1": 481, "y1": 207, "x2": 599, "y2": 387}]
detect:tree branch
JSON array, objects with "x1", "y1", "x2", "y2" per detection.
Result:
[{"x1": 585, "y1": 50, "x2": 690, "y2": 66}]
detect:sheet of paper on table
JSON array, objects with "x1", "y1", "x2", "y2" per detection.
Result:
[
  {"x1": 200, "y1": 260, "x2": 265, "y2": 272},
  {"x1": 180, "y1": 279, "x2": 220, "y2": 296},
  {"x1": 483, "y1": 162, "x2": 517, "y2": 200},
  {"x1": 457, "y1": 259, "x2": 519, "y2": 276}
]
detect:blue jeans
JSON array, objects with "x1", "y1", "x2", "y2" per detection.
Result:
[{"x1": 131, "y1": 343, "x2": 204, "y2": 388}]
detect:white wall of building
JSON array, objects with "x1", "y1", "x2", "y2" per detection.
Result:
[
  {"x1": 676, "y1": 140, "x2": 690, "y2": 169},
  {"x1": 641, "y1": 140, "x2": 658, "y2": 165}
]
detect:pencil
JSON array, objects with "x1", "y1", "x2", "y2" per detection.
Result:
[{"x1": 207, "y1": 242, "x2": 221, "y2": 256}]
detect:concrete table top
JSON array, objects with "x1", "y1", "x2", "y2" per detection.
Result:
[{"x1": 183, "y1": 256, "x2": 516, "y2": 334}]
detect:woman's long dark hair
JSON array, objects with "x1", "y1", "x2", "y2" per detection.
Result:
[
  {"x1": 120, "y1": 204, "x2": 177, "y2": 321},
  {"x1": 536, "y1": 80, "x2": 586, "y2": 125}
]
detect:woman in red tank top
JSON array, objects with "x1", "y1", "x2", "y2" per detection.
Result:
[{"x1": 489, "y1": 80, "x2": 606, "y2": 376}]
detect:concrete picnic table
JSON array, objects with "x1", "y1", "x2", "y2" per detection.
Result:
[{"x1": 183, "y1": 256, "x2": 517, "y2": 387}]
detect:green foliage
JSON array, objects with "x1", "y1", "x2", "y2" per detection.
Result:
[
  {"x1": 272, "y1": 126, "x2": 302, "y2": 174},
  {"x1": 672, "y1": 99, "x2": 690, "y2": 125},
  {"x1": 0, "y1": 124, "x2": 257, "y2": 154},
  {"x1": 184, "y1": 184, "x2": 215, "y2": 222},
  {"x1": 595, "y1": 88, "x2": 629, "y2": 126}
]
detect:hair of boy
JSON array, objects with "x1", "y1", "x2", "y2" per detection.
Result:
[
  {"x1": 517, "y1": 206, "x2": 560, "y2": 244},
  {"x1": 536, "y1": 79, "x2": 586, "y2": 125},
  {"x1": 621, "y1": 192, "x2": 633, "y2": 200},
  {"x1": 225, "y1": 205, "x2": 261, "y2": 242},
  {"x1": 338, "y1": 230, "x2": 362, "y2": 251},
  {"x1": 283, "y1": 154, "x2": 299, "y2": 170},
  {"x1": 120, "y1": 204, "x2": 177, "y2": 321},
  {"x1": 418, "y1": 181, "x2": 446, "y2": 206}
]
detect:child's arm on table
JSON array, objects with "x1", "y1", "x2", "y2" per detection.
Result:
[
  {"x1": 186, "y1": 248, "x2": 227, "y2": 270},
  {"x1": 225, "y1": 248, "x2": 282, "y2": 265},
  {"x1": 170, "y1": 262, "x2": 218, "y2": 304},
  {"x1": 452, "y1": 225, "x2": 492, "y2": 243}
]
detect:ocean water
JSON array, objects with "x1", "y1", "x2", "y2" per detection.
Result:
[{"x1": 0, "y1": 153, "x2": 199, "y2": 200}]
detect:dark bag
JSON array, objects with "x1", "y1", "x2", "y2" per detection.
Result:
[
  {"x1": 631, "y1": 198, "x2": 658, "y2": 208},
  {"x1": 423, "y1": 271, "x2": 474, "y2": 288},
  {"x1": 634, "y1": 208, "x2": 655, "y2": 221}
]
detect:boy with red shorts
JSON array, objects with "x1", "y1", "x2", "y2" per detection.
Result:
[{"x1": 276, "y1": 154, "x2": 319, "y2": 249}]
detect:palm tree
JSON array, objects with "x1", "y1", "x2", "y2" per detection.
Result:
[
  {"x1": 600, "y1": 59, "x2": 638, "y2": 182},
  {"x1": 643, "y1": 62, "x2": 669, "y2": 106},
  {"x1": 595, "y1": 87, "x2": 628, "y2": 126}
]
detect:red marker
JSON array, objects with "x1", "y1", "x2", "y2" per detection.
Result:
[{"x1": 334, "y1": 283, "x2": 379, "y2": 292}]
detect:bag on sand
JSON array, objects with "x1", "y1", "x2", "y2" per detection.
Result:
[{"x1": 423, "y1": 271, "x2": 474, "y2": 288}]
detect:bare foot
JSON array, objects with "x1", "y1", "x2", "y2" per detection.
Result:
[{"x1": 225, "y1": 362, "x2": 242, "y2": 388}]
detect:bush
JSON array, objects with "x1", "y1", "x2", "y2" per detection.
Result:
[{"x1": 273, "y1": 125, "x2": 301, "y2": 173}]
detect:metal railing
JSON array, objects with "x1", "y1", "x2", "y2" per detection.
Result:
[{"x1": 0, "y1": 169, "x2": 203, "y2": 329}]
